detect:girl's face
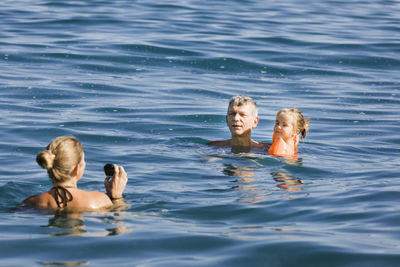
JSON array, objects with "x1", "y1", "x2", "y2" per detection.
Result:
[{"x1": 274, "y1": 113, "x2": 298, "y2": 142}]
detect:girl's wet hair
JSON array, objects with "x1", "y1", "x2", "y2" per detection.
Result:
[
  {"x1": 277, "y1": 108, "x2": 310, "y2": 140},
  {"x1": 36, "y1": 136, "x2": 83, "y2": 183}
]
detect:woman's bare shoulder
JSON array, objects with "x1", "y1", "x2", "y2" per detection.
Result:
[
  {"x1": 23, "y1": 192, "x2": 55, "y2": 208},
  {"x1": 77, "y1": 190, "x2": 113, "y2": 209}
]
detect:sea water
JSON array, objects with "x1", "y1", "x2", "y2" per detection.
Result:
[{"x1": 0, "y1": 0, "x2": 399, "y2": 266}]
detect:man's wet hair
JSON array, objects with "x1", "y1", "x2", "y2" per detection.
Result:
[{"x1": 227, "y1": 95, "x2": 258, "y2": 117}]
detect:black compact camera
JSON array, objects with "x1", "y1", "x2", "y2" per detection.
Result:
[{"x1": 104, "y1": 163, "x2": 114, "y2": 177}]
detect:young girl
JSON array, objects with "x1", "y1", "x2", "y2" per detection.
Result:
[
  {"x1": 23, "y1": 136, "x2": 128, "y2": 211},
  {"x1": 268, "y1": 108, "x2": 309, "y2": 156}
]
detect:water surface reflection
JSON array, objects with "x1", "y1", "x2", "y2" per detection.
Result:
[
  {"x1": 45, "y1": 210, "x2": 130, "y2": 237},
  {"x1": 224, "y1": 164, "x2": 268, "y2": 203},
  {"x1": 271, "y1": 169, "x2": 303, "y2": 192}
]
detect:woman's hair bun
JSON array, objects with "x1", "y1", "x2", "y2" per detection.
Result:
[{"x1": 36, "y1": 150, "x2": 55, "y2": 170}]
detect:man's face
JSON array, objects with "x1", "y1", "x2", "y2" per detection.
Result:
[{"x1": 226, "y1": 103, "x2": 259, "y2": 137}]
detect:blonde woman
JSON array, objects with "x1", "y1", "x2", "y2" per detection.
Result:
[{"x1": 23, "y1": 136, "x2": 127, "y2": 211}]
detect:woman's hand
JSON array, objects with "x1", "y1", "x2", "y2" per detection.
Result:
[{"x1": 104, "y1": 165, "x2": 128, "y2": 200}]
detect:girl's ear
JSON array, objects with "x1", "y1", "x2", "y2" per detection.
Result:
[{"x1": 292, "y1": 127, "x2": 300, "y2": 137}]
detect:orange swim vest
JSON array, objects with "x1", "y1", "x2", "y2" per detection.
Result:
[{"x1": 268, "y1": 133, "x2": 299, "y2": 156}]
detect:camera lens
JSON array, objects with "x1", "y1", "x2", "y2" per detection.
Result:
[{"x1": 104, "y1": 164, "x2": 114, "y2": 176}]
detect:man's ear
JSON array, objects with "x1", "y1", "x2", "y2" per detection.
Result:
[{"x1": 253, "y1": 116, "x2": 259, "y2": 128}]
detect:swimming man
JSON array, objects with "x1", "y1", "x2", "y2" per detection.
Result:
[{"x1": 207, "y1": 95, "x2": 269, "y2": 153}]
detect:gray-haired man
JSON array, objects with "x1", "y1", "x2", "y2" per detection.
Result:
[{"x1": 207, "y1": 95, "x2": 269, "y2": 152}]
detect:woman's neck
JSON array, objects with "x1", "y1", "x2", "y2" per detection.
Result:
[{"x1": 53, "y1": 180, "x2": 77, "y2": 188}]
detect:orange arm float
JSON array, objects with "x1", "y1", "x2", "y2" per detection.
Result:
[{"x1": 268, "y1": 133, "x2": 299, "y2": 156}]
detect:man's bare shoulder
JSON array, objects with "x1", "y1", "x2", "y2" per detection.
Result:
[
  {"x1": 252, "y1": 141, "x2": 271, "y2": 149},
  {"x1": 206, "y1": 140, "x2": 232, "y2": 147}
]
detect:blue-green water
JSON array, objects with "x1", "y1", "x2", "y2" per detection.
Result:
[{"x1": 1, "y1": 0, "x2": 400, "y2": 266}]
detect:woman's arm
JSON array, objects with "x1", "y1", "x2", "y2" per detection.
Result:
[{"x1": 104, "y1": 165, "x2": 128, "y2": 202}]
